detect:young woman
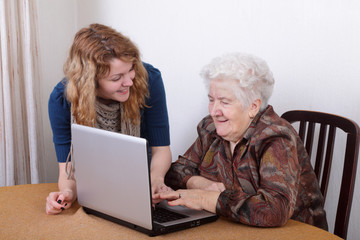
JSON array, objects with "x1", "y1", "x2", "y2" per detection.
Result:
[{"x1": 46, "y1": 23, "x2": 172, "y2": 214}]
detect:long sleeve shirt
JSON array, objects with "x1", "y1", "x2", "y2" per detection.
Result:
[
  {"x1": 48, "y1": 62, "x2": 170, "y2": 163},
  {"x1": 165, "y1": 105, "x2": 328, "y2": 230}
]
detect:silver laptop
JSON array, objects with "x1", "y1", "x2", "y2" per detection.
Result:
[{"x1": 71, "y1": 124, "x2": 218, "y2": 236}]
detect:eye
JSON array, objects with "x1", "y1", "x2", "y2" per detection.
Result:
[
  {"x1": 111, "y1": 75, "x2": 123, "y2": 81},
  {"x1": 221, "y1": 100, "x2": 229, "y2": 105}
]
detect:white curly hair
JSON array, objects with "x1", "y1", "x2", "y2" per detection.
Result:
[{"x1": 200, "y1": 52, "x2": 275, "y2": 111}]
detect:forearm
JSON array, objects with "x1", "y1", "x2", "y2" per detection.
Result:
[
  {"x1": 58, "y1": 163, "x2": 77, "y2": 202},
  {"x1": 165, "y1": 127, "x2": 208, "y2": 189},
  {"x1": 186, "y1": 176, "x2": 219, "y2": 189},
  {"x1": 216, "y1": 189, "x2": 292, "y2": 227},
  {"x1": 150, "y1": 146, "x2": 172, "y2": 181},
  {"x1": 213, "y1": 137, "x2": 301, "y2": 226},
  {"x1": 161, "y1": 189, "x2": 221, "y2": 213}
]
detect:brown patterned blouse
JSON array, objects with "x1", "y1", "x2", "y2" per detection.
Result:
[{"x1": 165, "y1": 105, "x2": 328, "y2": 230}]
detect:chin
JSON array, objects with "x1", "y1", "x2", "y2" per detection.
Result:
[
  {"x1": 116, "y1": 95, "x2": 130, "y2": 102},
  {"x1": 215, "y1": 129, "x2": 228, "y2": 139}
]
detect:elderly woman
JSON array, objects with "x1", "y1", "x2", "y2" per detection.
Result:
[{"x1": 160, "y1": 53, "x2": 328, "y2": 230}]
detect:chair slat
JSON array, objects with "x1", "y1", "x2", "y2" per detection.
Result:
[
  {"x1": 305, "y1": 122, "x2": 315, "y2": 159},
  {"x1": 335, "y1": 133, "x2": 359, "y2": 238},
  {"x1": 320, "y1": 125, "x2": 336, "y2": 200},
  {"x1": 298, "y1": 121, "x2": 306, "y2": 142},
  {"x1": 314, "y1": 124, "x2": 327, "y2": 180}
]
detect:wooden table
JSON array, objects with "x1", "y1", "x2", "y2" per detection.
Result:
[{"x1": 0, "y1": 183, "x2": 342, "y2": 240}]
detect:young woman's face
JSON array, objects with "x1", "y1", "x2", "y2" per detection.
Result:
[{"x1": 97, "y1": 58, "x2": 135, "y2": 102}]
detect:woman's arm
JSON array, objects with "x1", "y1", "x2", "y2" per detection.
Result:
[
  {"x1": 46, "y1": 80, "x2": 76, "y2": 214},
  {"x1": 186, "y1": 176, "x2": 225, "y2": 192},
  {"x1": 160, "y1": 189, "x2": 221, "y2": 213},
  {"x1": 165, "y1": 116, "x2": 218, "y2": 190},
  {"x1": 162, "y1": 137, "x2": 300, "y2": 225},
  {"x1": 216, "y1": 136, "x2": 301, "y2": 227},
  {"x1": 150, "y1": 146, "x2": 172, "y2": 190},
  {"x1": 57, "y1": 162, "x2": 77, "y2": 203},
  {"x1": 46, "y1": 162, "x2": 77, "y2": 214}
]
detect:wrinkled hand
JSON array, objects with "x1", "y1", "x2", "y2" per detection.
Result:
[
  {"x1": 45, "y1": 190, "x2": 74, "y2": 215},
  {"x1": 160, "y1": 189, "x2": 219, "y2": 213},
  {"x1": 151, "y1": 178, "x2": 172, "y2": 205},
  {"x1": 203, "y1": 182, "x2": 226, "y2": 192},
  {"x1": 187, "y1": 176, "x2": 226, "y2": 192}
]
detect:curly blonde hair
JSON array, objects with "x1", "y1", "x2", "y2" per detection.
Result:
[{"x1": 64, "y1": 23, "x2": 149, "y2": 126}]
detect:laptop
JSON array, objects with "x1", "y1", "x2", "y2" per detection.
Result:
[{"x1": 71, "y1": 124, "x2": 218, "y2": 236}]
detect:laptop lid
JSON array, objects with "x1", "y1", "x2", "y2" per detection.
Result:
[
  {"x1": 72, "y1": 123, "x2": 153, "y2": 230},
  {"x1": 72, "y1": 124, "x2": 218, "y2": 236}
]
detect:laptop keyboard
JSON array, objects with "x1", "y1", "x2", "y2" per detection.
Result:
[{"x1": 153, "y1": 207, "x2": 188, "y2": 223}]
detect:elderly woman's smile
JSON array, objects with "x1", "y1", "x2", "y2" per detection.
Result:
[{"x1": 208, "y1": 79, "x2": 254, "y2": 144}]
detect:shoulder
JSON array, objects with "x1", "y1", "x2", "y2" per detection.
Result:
[
  {"x1": 50, "y1": 78, "x2": 66, "y2": 97},
  {"x1": 252, "y1": 106, "x2": 298, "y2": 142},
  {"x1": 197, "y1": 115, "x2": 217, "y2": 137},
  {"x1": 49, "y1": 78, "x2": 70, "y2": 109},
  {"x1": 142, "y1": 62, "x2": 166, "y2": 103},
  {"x1": 143, "y1": 62, "x2": 161, "y2": 82}
]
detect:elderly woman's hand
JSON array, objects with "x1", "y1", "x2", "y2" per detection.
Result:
[
  {"x1": 186, "y1": 176, "x2": 226, "y2": 192},
  {"x1": 159, "y1": 189, "x2": 220, "y2": 213}
]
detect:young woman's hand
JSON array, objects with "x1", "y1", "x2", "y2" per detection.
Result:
[
  {"x1": 45, "y1": 190, "x2": 74, "y2": 214},
  {"x1": 151, "y1": 177, "x2": 172, "y2": 204},
  {"x1": 46, "y1": 162, "x2": 77, "y2": 214}
]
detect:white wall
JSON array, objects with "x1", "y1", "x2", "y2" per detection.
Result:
[
  {"x1": 37, "y1": 0, "x2": 360, "y2": 239},
  {"x1": 37, "y1": 0, "x2": 78, "y2": 182}
]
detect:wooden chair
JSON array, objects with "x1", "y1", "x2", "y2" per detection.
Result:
[{"x1": 281, "y1": 110, "x2": 360, "y2": 239}]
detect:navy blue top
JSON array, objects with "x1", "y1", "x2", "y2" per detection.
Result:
[{"x1": 48, "y1": 62, "x2": 170, "y2": 163}]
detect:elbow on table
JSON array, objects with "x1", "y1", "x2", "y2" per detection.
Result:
[
  {"x1": 231, "y1": 211, "x2": 290, "y2": 228},
  {"x1": 250, "y1": 213, "x2": 290, "y2": 228}
]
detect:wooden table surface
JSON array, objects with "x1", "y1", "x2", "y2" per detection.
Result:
[{"x1": 0, "y1": 183, "x2": 343, "y2": 240}]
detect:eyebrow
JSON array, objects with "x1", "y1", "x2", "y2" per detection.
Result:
[
  {"x1": 208, "y1": 94, "x2": 233, "y2": 101},
  {"x1": 109, "y1": 73, "x2": 123, "y2": 78}
]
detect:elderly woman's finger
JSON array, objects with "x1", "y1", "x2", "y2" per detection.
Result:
[{"x1": 159, "y1": 190, "x2": 182, "y2": 201}]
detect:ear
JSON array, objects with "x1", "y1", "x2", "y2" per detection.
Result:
[{"x1": 248, "y1": 99, "x2": 261, "y2": 118}]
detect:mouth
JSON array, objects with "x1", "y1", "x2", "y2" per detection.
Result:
[
  {"x1": 213, "y1": 118, "x2": 228, "y2": 124},
  {"x1": 116, "y1": 89, "x2": 129, "y2": 95}
]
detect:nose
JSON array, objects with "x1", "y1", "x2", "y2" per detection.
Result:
[
  {"x1": 209, "y1": 101, "x2": 222, "y2": 117},
  {"x1": 122, "y1": 73, "x2": 134, "y2": 87}
]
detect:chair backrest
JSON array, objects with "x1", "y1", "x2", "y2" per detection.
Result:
[{"x1": 281, "y1": 110, "x2": 359, "y2": 239}]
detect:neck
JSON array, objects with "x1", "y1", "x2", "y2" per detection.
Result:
[
  {"x1": 229, "y1": 140, "x2": 241, "y2": 155},
  {"x1": 96, "y1": 96, "x2": 117, "y2": 105}
]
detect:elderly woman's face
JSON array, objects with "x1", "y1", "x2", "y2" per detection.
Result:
[{"x1": 208, "y1": 79, "x2": 254, "y2": 144}]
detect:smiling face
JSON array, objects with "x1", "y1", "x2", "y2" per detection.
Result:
[
  {"x1": 97, "y1": 58, "x2": 135, "y2": 103},
  {"x1": 208, "y1": 78, "x2": 259, "y2": 144}
]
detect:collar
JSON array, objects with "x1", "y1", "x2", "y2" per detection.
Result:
[{"x1": 242, "y1": 105, "x2": 271, "y2": 141}]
